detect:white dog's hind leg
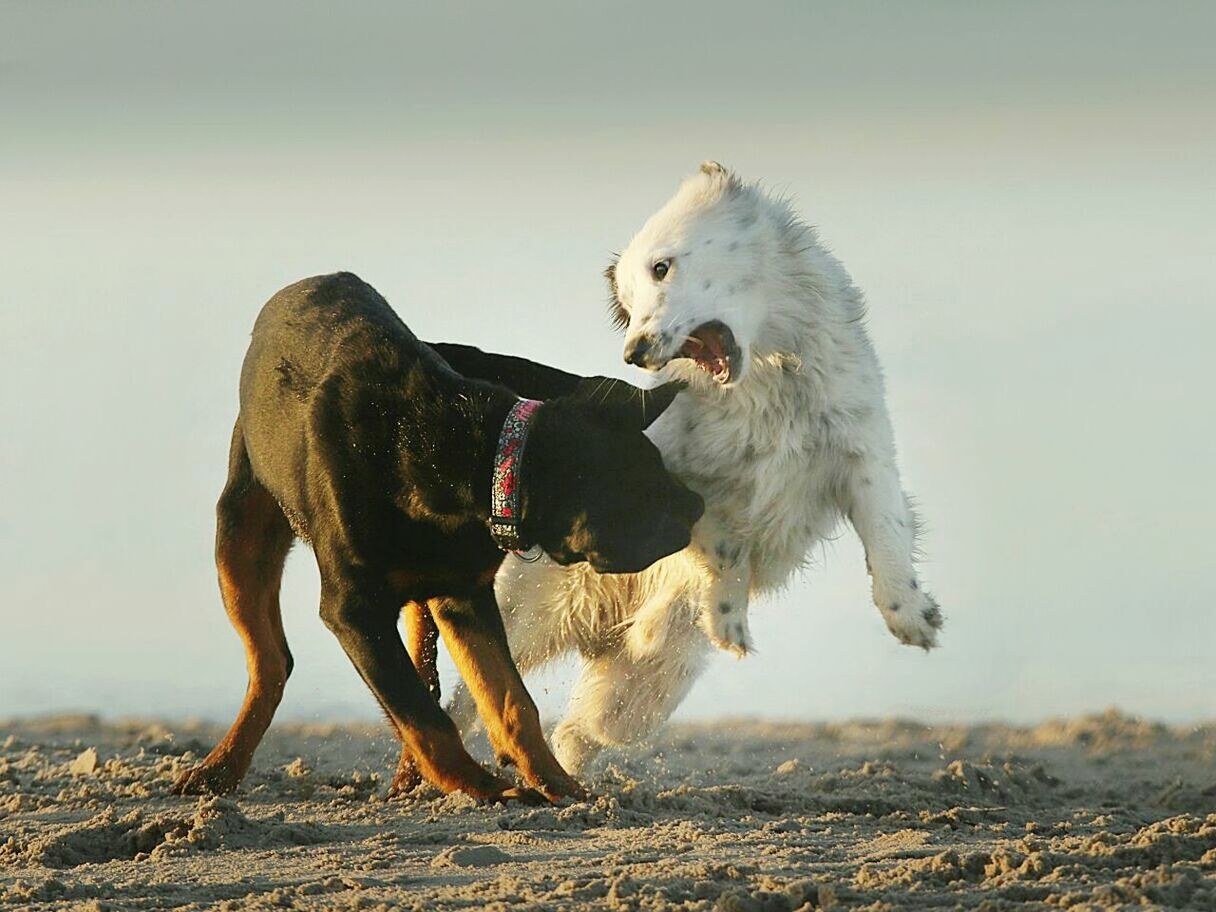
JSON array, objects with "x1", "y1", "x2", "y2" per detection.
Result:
[
  {"x1": 847, "y1": 456, "x2": 943, "y2": 649},
  {"x1": 622, "y1": 553, "x2": 700, "y2": 660},
  {"x1": 554, "y1": 607, "x2": 708, "y2": 774},
  {"x1": 686, "y1": 514, "x2": 753, "y2": 656},
  {"x1": 445, "y1": 684, "x2": 482, "y2": 739},
  {"x1": 623, "y1": 587, "x2": 684, "y2": 659}
]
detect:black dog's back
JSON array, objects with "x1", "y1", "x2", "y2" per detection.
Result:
[
  {"x1": 239, "y1": 273, "x2": 504, "y2": 554},
  {"x1": 244, "y1": 274, "x2": 421, "y2": 488},
  {"x1": 244, "y1": 272, "x2": 423, "y2": 393}
]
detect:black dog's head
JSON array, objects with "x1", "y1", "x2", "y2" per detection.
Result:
[{"x1": 520, "y1": 380, "x2": 703, "y2": 573}]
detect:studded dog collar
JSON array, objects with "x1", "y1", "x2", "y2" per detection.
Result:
[{"x1": 488, "y1": 398, "x2": 543, "y2": 556}]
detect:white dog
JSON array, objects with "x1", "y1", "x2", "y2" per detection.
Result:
[{"x1": 450, "y1": 162, "x2": 942, "y2": 774}]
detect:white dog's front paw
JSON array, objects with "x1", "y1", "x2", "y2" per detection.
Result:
[
  {"x1": 704, "y1": 599, "x2": 753, "y2": 657},
  {"x1": 877, "y1": 585, "x2": 943, "y2": 651}
]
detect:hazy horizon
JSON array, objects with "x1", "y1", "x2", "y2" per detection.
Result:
[{"x1": 2, "y1": 1, "x2": 1214, "y2": 728}]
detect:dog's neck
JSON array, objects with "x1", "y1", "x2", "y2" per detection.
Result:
[
  {"x1": 393, "y1": 373, "x2": 520, "y2": 528},
  {"x1": 467, "y1": 392, "x2": 520, "y2": 524}
]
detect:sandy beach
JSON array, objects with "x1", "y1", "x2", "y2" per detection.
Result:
[{"x1": 1, "y1": 710, "x2": 1213, "y2": 910}]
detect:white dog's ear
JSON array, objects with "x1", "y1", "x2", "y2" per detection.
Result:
[
  {"x1": 699, "y1": 160, "x2": 742, "y2": 193},
  {"x1": 604, "y1": 257, "x2": 627, "y2": 331}
]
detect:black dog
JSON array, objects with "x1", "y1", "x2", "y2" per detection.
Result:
[{"x1": 173, "y1": 272, "x2": 702, "y2": 803}]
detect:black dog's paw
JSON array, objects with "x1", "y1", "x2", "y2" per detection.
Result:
[
  {"x1": 492, "y1": 786, "x2": 550, "y2": 806},
  {"x1": 386, "y1": 760, "x2": 424, "y2": 801},
  {"x1": 172, "y1": 762, "x2": 242, "y2": 796}
]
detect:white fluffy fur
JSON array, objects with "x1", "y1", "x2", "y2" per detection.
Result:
[{"x1": 449, "y1": 162, "x2": 943, "y2": 774}]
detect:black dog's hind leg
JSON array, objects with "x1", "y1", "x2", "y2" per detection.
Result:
[
  {"x1": 318, "y1": 572, "x2": 544, "y2": 804},
  {"x1": 387, "y1": 601, "x2": 441, "y2": 799},
  {"x1": 175, "y1": 420, "x2": 294, "y2": 796}
]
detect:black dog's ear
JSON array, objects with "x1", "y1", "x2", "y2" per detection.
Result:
[
  {"x1": 631, "y1": 380, "x2": 685, "y2": 429},
  {"x1": 572, "y1": 377, "x2": 685, "y2": 431}
]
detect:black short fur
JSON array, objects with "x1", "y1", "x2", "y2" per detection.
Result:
[{"x1": 191, "y1": 272, "x2": 701, "y2": 799}]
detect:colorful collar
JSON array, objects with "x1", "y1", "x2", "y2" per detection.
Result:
[{"x1": 488, "y1": 398, "x2": 542, "y2": 554}]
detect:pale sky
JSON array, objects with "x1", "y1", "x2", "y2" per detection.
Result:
[{"x1": 2, "y1": 1, "x2": 1214, "y2": 727}]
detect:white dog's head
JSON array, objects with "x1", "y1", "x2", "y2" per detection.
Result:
[{"x1": 607, "y1": 162, "x2": 782, "y2": 387}]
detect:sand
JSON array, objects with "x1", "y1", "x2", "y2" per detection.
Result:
[{"x1": 1, "y1": 710, "x2": 1214, "y2": 911}]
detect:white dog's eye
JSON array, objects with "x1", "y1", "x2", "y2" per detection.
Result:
[{"x1": 652, "y1": 259, "x2": 672, "y2": 281}]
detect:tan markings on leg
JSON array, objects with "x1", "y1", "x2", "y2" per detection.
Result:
[
  {"x1": 403, "y1": 600, "x2": 440, "y2": 698},
  {"x1": 174, "y1": 426, "x2": 293, "y2": 796},
  {"x1": 389, "y1": 601, "x2": 441, "y2": 799}
]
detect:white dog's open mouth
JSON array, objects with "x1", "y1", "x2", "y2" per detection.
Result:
[{"x1": 679, "y1": 321, "x2": 740, "y2": 385}]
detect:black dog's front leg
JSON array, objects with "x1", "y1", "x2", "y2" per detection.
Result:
[
  {"x1": 317, "y1": 575, "x2": 541, "y2": 803},
  {"x1": 432, "y1": 589, "x2": 585, "y2": 802}
]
